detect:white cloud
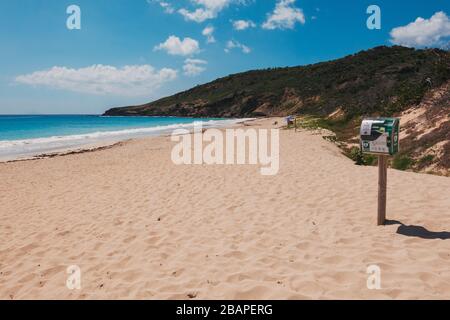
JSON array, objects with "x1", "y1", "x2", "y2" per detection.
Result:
[
  {"x1": 158, "y1": 1, "x2": 175, "y2": 14},
  {"x1": 390, "y1": 11, "x2": 450, "y2": 48},
  {"x1": 178, "y1": 8, "x2": 216, "y2": 23},
  {"x1": 148, "y1": 0, "x2": 175, "y2": 14},
  {"x1": 225, "y1": 40, "x2": 251, "y2": 54},
  {"x1": 154, "y1": 35, "x2": 200, "y2": 56},
  {"x1": 202, "y1": 26, "x2": 216, "y2": 43},
  {"x1": 183, "y1": 58, "x2": 207, "y2": 76},
  {"x1": 15, "y1": 65, "x2": 178, "y2": 96},
  {"x1": 262, "y1": 0, "x2": 305, "y2": 30},
  {"x1": 232, "y1": 19, "x2": 256, "y2": 30},
  {"x1": 178, "y1": 0, "x2": 248, "y2": 23}
]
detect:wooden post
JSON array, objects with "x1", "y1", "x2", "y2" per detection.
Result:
[{"x1": 377, "y1": 155, "x2": 388, "y2": 225}]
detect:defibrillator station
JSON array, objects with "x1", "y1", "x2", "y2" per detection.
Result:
[
  {"x1": 360, "y1": 118, "x2": 399, "y2": 156},
  {"x1": 360, "y1": 117, "x2": 400, "y2": 226}
]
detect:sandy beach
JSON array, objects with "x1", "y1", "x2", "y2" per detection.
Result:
[{"x1": 1, "y1": 117, "x2": 449, "y2": 300}]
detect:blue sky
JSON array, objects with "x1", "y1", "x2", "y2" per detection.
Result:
[{"x1": 0, "y1": 0, "x2": 449, "y2": 114}]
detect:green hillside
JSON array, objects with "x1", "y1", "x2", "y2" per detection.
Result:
[{"x1": 105, "y1": 46, "x2": 449, "y2": 119}]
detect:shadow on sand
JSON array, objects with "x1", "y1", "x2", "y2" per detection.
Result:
[
  {"x1": 386, "y1": 220, "x2": 450, "y2": 240},
  {"x1": 385, "y1": 220, "x2": 450, "y2": 240}
]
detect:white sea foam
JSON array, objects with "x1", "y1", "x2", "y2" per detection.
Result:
[{"x1": 0, "y1": 119, "x2": 251, "y2": 160}]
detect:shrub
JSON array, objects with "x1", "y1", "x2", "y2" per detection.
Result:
[
  {"x1": 392, "y1": 154, "x2": 414, "y2": 170},
  {"x1": 348, "y1": 147, "x2": 376, "y2": 166},
  {"x1": 349, "y1": 147, "x2": 365, "y2": 165}
]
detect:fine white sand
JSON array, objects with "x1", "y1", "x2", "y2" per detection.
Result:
[{"x1": 1, "y1": 118, "x2": 449, "y2": 299}]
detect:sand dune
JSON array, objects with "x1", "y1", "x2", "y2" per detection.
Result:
[{"x1": 1, "y1": 118, "x2": 449, "y2": 299}]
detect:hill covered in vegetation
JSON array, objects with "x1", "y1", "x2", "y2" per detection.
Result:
[{"x1": 105, "y1": 46, "x2": 448, "y2": 118}]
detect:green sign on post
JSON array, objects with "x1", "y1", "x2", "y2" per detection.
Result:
[
  {"x1": 360, "y1": 117, "x2": 400, "y2": 226},
  {"x1": 360, "y1": 118, "x2": 399, "y2": 156}
]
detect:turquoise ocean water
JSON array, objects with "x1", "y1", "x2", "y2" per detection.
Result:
[{"x1": 0, "y1": 115, "x2": 239, "y2": 159}]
